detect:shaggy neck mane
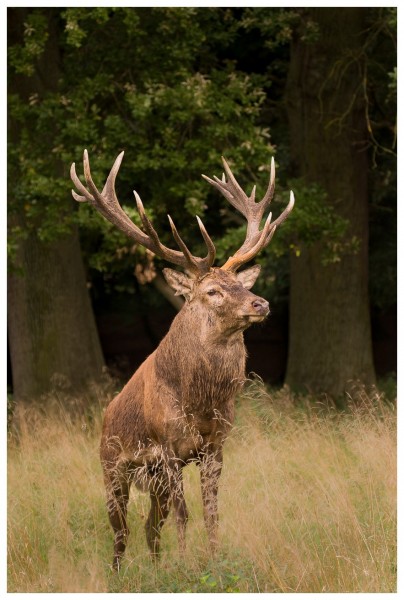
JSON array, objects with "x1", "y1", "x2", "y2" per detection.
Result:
[{"x1": 154, "y1": 303, "x2": 246, "y2": 410}]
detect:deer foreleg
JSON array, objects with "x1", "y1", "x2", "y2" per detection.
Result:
[
  {"x1": 199, "y1": 448, "x2": 223, "y2": 552},
  {"x1": 105, "y1": 476, "x2": 132, "y2": 571},
  {"x1": 145, "y1": 474, "x2": 171, "y2": 558},
  {"x1": 145, "y1": 458, "x2": 189, "y2": 557},
  {"x1": 171, "y1": 467, "x2": 188, "y2": 553}
]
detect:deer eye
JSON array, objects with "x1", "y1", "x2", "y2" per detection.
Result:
[{"x1": 207, "y1": 289, "x2": 218, "y2": 296}]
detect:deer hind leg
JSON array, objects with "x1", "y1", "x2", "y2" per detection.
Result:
[
  {"x1": 103, "y1": 463, "x2": 132, "y2": 571},
  {"x1": 199, "y1": 448, "x2": 223, "y2": 552}
]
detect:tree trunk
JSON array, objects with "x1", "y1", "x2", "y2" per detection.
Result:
[
  {"x1": 8, "y1": 8, "x2": 105, "y2": 399},
  {"x1": 285, "y1": 8, "x2": 375, "y2": 397},
  {"x1": 8, "y1": 228, "x2": 105, "y2": 399}
]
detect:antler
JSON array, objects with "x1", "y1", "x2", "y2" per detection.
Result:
[
  {"x1": 70, "y1": 150, "x2": 216, "y2": 277},
  {"x1": 202, "y1": 157, "x2": 294, "y2": 271}
]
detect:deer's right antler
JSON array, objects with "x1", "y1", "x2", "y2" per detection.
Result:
[
  {"x1": 71, "y1": 150, "x2": 216, "y2": 277},
  {"x1": 202, "y1": 157, "x2": 294, "y2": 271}
]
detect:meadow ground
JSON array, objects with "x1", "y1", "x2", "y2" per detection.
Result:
[{"x1": 7, "y1": 378, "x2": 396, "y2": 593}]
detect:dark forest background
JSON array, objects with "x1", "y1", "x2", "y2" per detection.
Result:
[{"x1": 7, "y1": 7, "x2": 396, "y2": 402}]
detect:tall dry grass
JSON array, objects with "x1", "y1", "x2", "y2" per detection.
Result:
[{"x1": 7, "y1": 379, "x2": 396, "y2": 592}]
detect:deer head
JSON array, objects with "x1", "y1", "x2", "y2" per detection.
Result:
[{"x1": 70, "y1": 151, "x2": 294, "y2": 319}]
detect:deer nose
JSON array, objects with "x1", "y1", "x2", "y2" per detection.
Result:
[{"x1": 252, "y1": 298, "x2": 270, "y2": 315}]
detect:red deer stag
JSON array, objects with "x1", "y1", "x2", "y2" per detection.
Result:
[{"x1": 71, "y1": 150, "x2": 294, "y2": 569}]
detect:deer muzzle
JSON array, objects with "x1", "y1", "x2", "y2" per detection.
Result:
[
  {"x1": 252, "y1": 298, "x2": 269, "y2": 314},
  {"x1": 244, "y1": 297, "x2": 270, "y2": 322}
]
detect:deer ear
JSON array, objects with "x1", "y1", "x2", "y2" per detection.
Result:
[
  {"x1": 236, "y1": 264, "x2": 261, "y2": 290},
  {"x1": 163, "y1": 268, "x2": 194, "y2": 299}
]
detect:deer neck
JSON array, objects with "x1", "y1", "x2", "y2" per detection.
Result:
[
  {"x1": 179, "y1": 302, "x2": 246, "y2": 347},
  {"x1": 154, "y1": 310, "x2": 244, "y2": 421},
  {"x1": 156, "y1": 304, "x2": 246, "y2": 387}
]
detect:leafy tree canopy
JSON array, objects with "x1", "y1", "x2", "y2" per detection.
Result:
[{"x1": 8, "y1": 7, "x2": 396, "y2": 307}]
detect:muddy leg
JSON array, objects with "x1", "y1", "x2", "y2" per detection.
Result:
[
  {"x1": 199, "y1": 448, "x2": 223, "y2": 552},
  {"x1": 145, "y1": 475, "x2": 171, "y2": 558},
  {"x1": 172, "y1": 467, "x2": 188, "y2": 553},
  {"x1": 105, "y1": 474, "x2": 132, "y2": 571}
]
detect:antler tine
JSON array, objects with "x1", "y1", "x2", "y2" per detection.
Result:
[
  {"x1": 220, "y1": 157, "x2": 251, "y2": 209},
  {"x1": 167, "y1": 214, "x2": 216, "y2": 274},
  {"x1": 71, "y1": 150, "x2": 217, "y2": 277},
  {"x1": 167, "y1": 215, "x2": 200, "y2": 275},
  {"x1": 196, "y1": 216, "x2": 216, "y2": 269},
  {"x1": 271, "y1": 190, "x2": 295, "y2": 229},
  {"x1": 202, "y1": 156, "x2": 295, "y2": 271},
  {"x1": 221, "y1": 214, "x2": 275, "y2": 271},
  {"x1": 250, "y1": 185, "x2": 256, "y2": 203},
  {"x1": 75, "y1": 150, "x2": 150, "y2": 244},
  {"x1": 83, "y1": 148, "x2": 100, "y2": 198},
  {"x1": 202, "y1": 156, "x2": 258, "y2": 217},
  {"x1": 258, "y1": 156, "x2": 276, "y2": 213},
  {"x1": 70, "y1": 161, "x2": 93, "y2": 203},
  {"x1": 201, "y1": 173, "x2": 247, "y2": 216},
  {"x1": 101, "y1": 150, "x2": 125, "y2": 199},
  {"x1": 134, "y1": 191, "x2": 166, "y2": 251}
]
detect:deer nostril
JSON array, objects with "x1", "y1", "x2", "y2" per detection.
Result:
[
  {"x1": 253, "y1": 300, "x2": 264, "y2": 309},
  {"x1": 252, "y1": 299, "x2": 269, "y2": 312}
]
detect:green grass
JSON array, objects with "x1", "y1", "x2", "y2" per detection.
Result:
[{"x1": 7, "y1": 380, "x2": 396, "y2": 592}]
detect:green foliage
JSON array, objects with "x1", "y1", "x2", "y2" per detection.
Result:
[
  {"x1": 241, "y1": 8, "x2": 300, "y2": 49},
  {"x1": 7, "y1": 224, "x2": 28, "y2": 269},
  {"x1": 8, "y1": 8, "x2": 276, "y2": 295},
  {"x1": 62, "y1": 8, "x2": 113, "y2": 47},
  {"x1": 8, "y1": 7, "x2": 396, "y2": 310},
  {"x1": 183, "y1": 557, "x2": 247, "y2": 592},
  {"x1": 8, "y1": 12, "x2": 49, "y2": 75},
  {"x1": 242, "y1": 7, "x2": 322, "y2": 49},
  {"x1": 279, "y1": 180, "x2": 355, "y2": 266}
]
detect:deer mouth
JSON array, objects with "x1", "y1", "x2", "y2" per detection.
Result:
[
  {"x1": 246, "y1": 314, "x2": 268, "y2": 322},
  {"x1": 246, "y1": 301, "x2": 270, "y2": 320},
  {"x1": 241, "y1": 310, "x2": 270, "y2": 322}
]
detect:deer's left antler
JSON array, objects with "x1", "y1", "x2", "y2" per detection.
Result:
[{"x1": 202, "y1": 157, "x2": 294, "y2": 271}]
